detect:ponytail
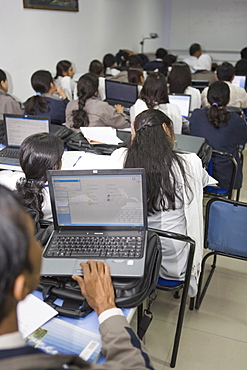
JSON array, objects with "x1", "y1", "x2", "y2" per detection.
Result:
[
  {"x1": 16, "y1": 178, "x2": 45, "y2": 219},
  {"x1": 25, "y1": 95, "x2": 49, "y2": 115}
]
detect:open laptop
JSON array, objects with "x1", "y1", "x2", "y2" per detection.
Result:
[
  {"x1": 168, "y1": 93, "x2": 191, "y2": 117},
  {"x1": 41, "y1": 168, "x2": 148, "y2": 277},
  {"x1": 105, "y1": 80, "x2": 138, "y2": 111},
  {"x1": 0, "y1": 114, "x2": 51, "y2": 166},
  {"x1": 232, "y1": 75, "x2": 247, "y2": 90}
]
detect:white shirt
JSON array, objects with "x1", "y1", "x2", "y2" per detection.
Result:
[
  {"x1": 55, "y1": 76, "x2": 76, "y2": 101},
  {"x1": 183, "y1": 55, "x2": 198, "y2": 73},
  {"x1": 201, "y1": 81, "x2": 247, "y2": 108},
  {"x1": 184, "y1": 86, "x2": 201, "y2": 112},
  {"x1": 130, "y1": 99, "x2": 183, "y2": 134}
]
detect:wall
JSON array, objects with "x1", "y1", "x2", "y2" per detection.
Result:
[
  {"x1": 168, "y1": 0, "x2": 247, "y2": 64},
  {"x1": 1, "y1": 0, "x2": 166, "y2": 101}
]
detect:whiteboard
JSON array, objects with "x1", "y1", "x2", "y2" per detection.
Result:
[{"x1": 169, "y1": 0, "x2": 247, "y2": 52}]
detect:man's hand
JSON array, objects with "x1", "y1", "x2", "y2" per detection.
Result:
[{"x1": 72, "y1": 261, "x2": 116, "y2": 316}]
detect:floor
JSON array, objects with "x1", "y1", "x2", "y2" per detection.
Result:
[{"x1": 131, "y1": 148, "x2": 247, "y2": 370}]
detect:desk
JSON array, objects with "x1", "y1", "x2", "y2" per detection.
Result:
[{"x1": 30, "y1": 290, "x2": 135, "y2": 363}]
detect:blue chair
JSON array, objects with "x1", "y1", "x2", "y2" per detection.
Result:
[
  {"x1": 204, "y1": 149, "x2": 238, "y2": 200},
  {"x1": 137, "y1": 229, "x2": 195, "y2": 368},
  {"x1": 195, "y1": 197, "x2": 247, "y2": 310}
]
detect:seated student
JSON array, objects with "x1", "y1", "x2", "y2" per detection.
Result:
[
  {"x1": 65, "y1": 72, "x2": 129, "y2": 132},
  {"x1": 112, "y1": 109, "x2": 214, "y2": 296},
  {"x1": 0, "y1": 185, "x2": 153, "y2": 370},
  {"x1": 130, "y1": 72, "x2": 182, "y2": 134},
  {"x1": 168, "y1": 62, "x2": 201, "y2": 112},
  {"x1": 240, "y1": 47, "x2": 247, "y2": 60},
  {"x1": 144, "y1": 48, "x2": 168, "y2": 71},
  {"x1": 24, "y1": 70, "x2": 69, "y2": 125},
  {"x1": 201, "y1": 62, "x2": 247, "y2": 108},
  {"x1": 54, "y1": 60, "x2": 76, "y2": 101},
  {"x1": 183, "y1": 43, "x2": 202, "y2": 73},
  {"x1": 108, "y1": 55, "x2": 144, "y2": 83},
  {"x1": 0, "y1": 133, "x2": 64, "y2": 222},
  {"x1": 192, "y1": 54, "x2": 216, "y2": 86},
  {"x1": 103, "y1": 53, "x2": 119, "y2": 76},
  {"x1": 235, "y1": 58, "x2": 247, "y2": 77},
  {"x1": 88, "y1": 59, "x2": 106, "y2": 100},
  {"x1": 0, "y1": 69, "x2": 23, "y2": 120},
  {"x1": 190, "y1": 81, "x2": 247, "y2": 190},
  {"x1": 128, "y1": 67, "x2": 144, "y2": 94}
]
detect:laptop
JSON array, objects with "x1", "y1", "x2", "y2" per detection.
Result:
[
  {"x1": 191, "y1": 80, "x2": 209, "y2": 92},
  {"x1": 231, "y1": 75, "x2": 247, "y2": 90},
  {"x1": 0, "y1": 114, "x2": 51, "y2": 166},
  {"x1": 105, "y1": 80, "x2": 138, "y2": 110},
  {"x1": 168, "y1": 93, "x2": 191, "y2": 117},
  {"x1": 41, "y1": 168, "x2": 148, "y2": 277}
]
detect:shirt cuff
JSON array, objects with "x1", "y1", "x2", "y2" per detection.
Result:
[{"x1": 98, "y1": 308, "x2": 124, "y2": 325}]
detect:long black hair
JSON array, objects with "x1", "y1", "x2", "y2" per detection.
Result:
[
  {"x1": 140, "y1": 72, "x2": 169, "y2": 108},
  {"x1": 168, "y1": 62, "x2": 191, "y2": 93},
  {"x1": 54, "y1": 60, "x2": 72, "y2": 79},
  {"x1": 124, "y1": 109, "x2": 192, "y2": 213},
  {"x1": 16, "y1": 133, "x2": 64, "y2": 219},
  {"x1": 206, "y1": 81, "x2": 230, "y2": 128},
  {"x1": 0, "y1": 69, "x2": 7, "y2": 85},
  {"x1": 25, "y1": 70, "x2": 54, "y2": 115},
  {"x1": 71, "y1": 73, "x2": 98, "y2": 129}
]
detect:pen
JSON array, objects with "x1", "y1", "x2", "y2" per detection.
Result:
[{"x1": 73, "y1": 156, "x2": 82, "y2": 167}]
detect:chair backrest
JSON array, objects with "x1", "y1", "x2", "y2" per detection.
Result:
[
  {"x1": 205, "y1": 198, "x2": 247, "y2": 257},
  {"x1": 204, "y1": 149, "x2": 238, "y2": 199}
]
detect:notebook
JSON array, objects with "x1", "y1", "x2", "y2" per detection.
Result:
[
  {"x1": 0, "y1": 114, "x2": 51, "y2": 166},
  {"x1": 41, "y1": 168, "x2": 148, "y2": 277},
  {"x1": 105, "y1": 80, "x2": 138, "y2": 109},
  {"x1": 168, "y1": 93, "x2": 191, "y2": 117}
]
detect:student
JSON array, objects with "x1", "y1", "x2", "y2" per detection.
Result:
[
  {"x1": 111, "y1": 109, "x2": 214, "y2": 296},
  {"x1": 168, "y1": 62, "x2": 201, "y2": 112},
  {"x1": 130, "y1": 72, "x2": 182, "y2": 133},
  {"x1": 88, "y1": 60, "x2": 105, "y2": 100},
  {"x1": 144, "y1": 48, "x2": 168, "y2": 71},
  {"x1": 235, "y1": 59, "x2": 247, "y2": 76},
  {"x1": 240, "y1": 47, "x2": 247, "y2": 60},
  {"x1": 192, "y1": 54, "x2": 216, "y2": 86},
  {"x1": 190, "y1": 81, "x2": 247, "y2": 190},
  {"x1": 0, "y1": 69, "x2": 23, "y2": 120},
  {"x1": 24, "y1": 70, "x2": 69, "y2": 125},
  {"x1": 0, "y1": 185, "x2": 154, "y2": 369},
  {"x1": 103, "y1": 53, "x2": 119, "y2": 76},
  {"x1": 0, "y1": 133, "x2": 64, "y2": 222},
  {"x1": 183, "y1": 43, "x2": 202, "y2": 73},
  {"x1": 201, "y1": 62, "x2": 247, "y2": 108},
  {"x1": 54, "y1": 60, "x2": 76, "y2": 101},
  {"x1": 65, "y1": 72, "x2": 129, "y2": 132}
]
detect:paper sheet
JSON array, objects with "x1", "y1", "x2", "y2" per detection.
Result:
[
  {"x1": 17, "y1": 294, "x2": 58, "y2": 338},
  {"x1": 80, "y1": 127, "x2": 123, "y2": 145}
]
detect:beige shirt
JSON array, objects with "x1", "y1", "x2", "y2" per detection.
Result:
[
  {"x1": 201, "y1": 81, "x2": 247, "y2": 108},
  {"x1": 65, "y1": 96, "x2": 129, "y2": 132},
  {"x1": 0, "y1": 89, "x2": 23, "y2": 120}
]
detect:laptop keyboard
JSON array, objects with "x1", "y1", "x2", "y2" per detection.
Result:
[
  {"x1": 44, "y1": 235, "x2": 143, "y2": 259},
  {"x1": 0, "y1": 148, "x2": 19, "y2": 158}
]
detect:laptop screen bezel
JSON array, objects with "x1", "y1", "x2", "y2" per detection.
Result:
[
  {"x1": 105, "y1": 80, "x2": 138, "y2": 105},
  {"x1": 47, "y1": 168, "x2": 148, "y2": 232},
  {"x1": 3, "y1": 114, "x2": 51, "y2": 148}
]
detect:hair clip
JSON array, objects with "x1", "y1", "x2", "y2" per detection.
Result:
[
  {"x1": 212, "y1": 102, "x2": 218, "y2": 107},
  {"x1": 36, "y1": 92, "x2": 42, "y2": 96}
]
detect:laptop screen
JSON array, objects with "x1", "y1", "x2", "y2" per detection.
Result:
[
  {"x1": 105, "y1": 80, "x2": 138, "y2": 104},
  {"x1": 4, "y1": 115, "x2": 50, "y2": 147},
  {"x1": 48, "y1": 169, "x2": 146, "y2": 228},
  {"x1": 232, "y1": 75, "x2": 246, "y2": 89},
  {"x1": 168, "y1": 94, "x2": 191, "y2": 117}
]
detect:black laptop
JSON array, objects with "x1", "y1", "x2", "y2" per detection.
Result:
[
  {"x1": 0, "y1": 114, "x2": 51, "y2": 166},
  {"x1": 41, "y1": 168, "x2": 148, "y2": 278},
  {"x1": 105, "y1": 80, "x2": 138, "y2": 109}
]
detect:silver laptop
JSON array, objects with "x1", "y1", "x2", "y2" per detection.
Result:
[
  {"x1": 168, "y1": 93, "x2": 191, "y2": 117},
  {"x1": 0, "y1": 114, "x2": 51, "y2": 166},
  {"x1": 41, "y1": 168, "x2": 148, "y2": 277}
]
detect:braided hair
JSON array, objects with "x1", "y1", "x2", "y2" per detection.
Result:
[{"x1": 72, "y1": 73, "x2": 98, "y2": 129}]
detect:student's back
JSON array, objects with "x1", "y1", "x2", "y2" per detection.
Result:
[{"x1": 0, "y1": 69, "x2": 23, "y2": 119}]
